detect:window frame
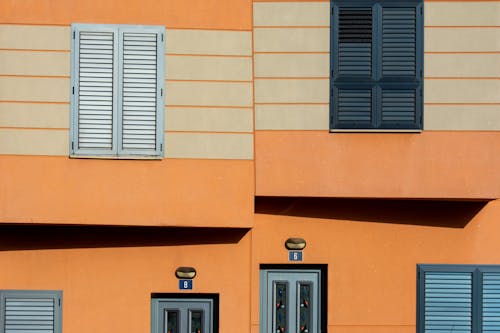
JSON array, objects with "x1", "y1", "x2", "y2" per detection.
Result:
[
  {"x1": 329, "y1": 0, "x2": 424, "y2": 131},
  {"x1": 417, "y1": 264, "x2": 500, "y2": 333},
  {"x1": 0, "y1": 290, "x2": 62, "y2": 333},
  {"x1": 70, "y1": 23, "x2": 165, "y2": 159}
]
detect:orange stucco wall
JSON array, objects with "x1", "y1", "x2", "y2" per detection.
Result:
[
  {"x1": 251, "y1": 199, "x2": 500, "y2": 333},
  {"x1": 0, "y1": 0, "x2": 252, "y2": 29},
  {"x1": 0, "y1": 229, "x2": 252, "y2": 333},
  {"x1": 0, "y1": 156, "x2": 254, "y2": 227},
  {"x1": 255, "y1": 131, "x2": 500, "y2": 199}
]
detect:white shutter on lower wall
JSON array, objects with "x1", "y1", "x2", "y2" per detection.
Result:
[
  {"x1": 0, "y1": 291, "x2": 62, "y2": 333},
  {"x1": 118, "y1": 29, "x2": 164, "y2": 156}
]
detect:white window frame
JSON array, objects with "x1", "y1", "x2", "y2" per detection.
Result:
[{"x1": 70, "y1": 23, "x2": 165, "y2": 159}]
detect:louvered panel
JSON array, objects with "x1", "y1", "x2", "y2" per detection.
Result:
[
  {"x1": 77, "y1": 31, "x2": 114, "y2": 149},
  {"x1": 5, "y1": 298, "x2": 55, "y2": 333},
  {"x1": 381, "y1": 89, "x2": 416, "y2": 122},
  {"x1": 121, "y1": 32, "x2": 158, "y2": 151},
  {"x1": 382, "y1": 7, "x2": 416, "y2": 77},
  {"x1": 424, "y1": 272, "x2": 472, "y2": 333},
  {"x1": 483, "y1": 273, "x2": 500, "y2": 332},
  {"x1": 337, "y1": 89, "x2": 372, "y2": 122},
  {"x1": 338, "y1": 8, "x2": 372, "y2": 76}
]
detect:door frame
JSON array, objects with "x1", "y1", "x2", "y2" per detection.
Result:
[
  {"x1": 151, "y1": 293, "x2": 219, "y2": 333},
  {"x1": 259, "y1": 264, "x2": 328, "y2": 333}
]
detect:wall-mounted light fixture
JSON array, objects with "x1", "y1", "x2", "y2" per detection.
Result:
[
  {"x1": 284, "y1": 238, "x2": 307, "y2": 250},
  {"x1": 175, "y1": 267, "x2": 197, "y2": 279}
]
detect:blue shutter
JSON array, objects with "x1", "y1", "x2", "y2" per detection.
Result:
[
  {"x1": 424, "y1": 272, "x2": 472, "y2": 332},
  {"x1": 337, "y1": 89, "x2": 373, "y2": 123},
  {"x1": 382, "y1": 7, "x2": 416, "y2": 77},
  {"x1": 330, "y1": 0, "x2": 423, "y2": 130},
  {"x1": 0, "y1": 291, "x2": 62, "y2": 333},
  {"x1": 482, "y1": 273, "x2": 500, "y2": 332},
  {"x1": 338, "y1": 8, "x2": 373, "y2": 77}
]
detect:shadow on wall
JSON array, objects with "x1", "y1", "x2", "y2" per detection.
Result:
[
  {"x1": 0, "y1": 225, "x2": 250, "y2": 251},
  {"x1": 255, "y1": 197, "x2": 489, "y2": 228}
]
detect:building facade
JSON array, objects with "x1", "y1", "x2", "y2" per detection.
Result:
[{"x1": 1, "y1": 0, "x2": 499, "y2": 332}]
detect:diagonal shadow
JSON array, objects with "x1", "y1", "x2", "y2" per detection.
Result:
[
  {"x1": 255, "y1": 197, "x2": 489, "y2": 228},
  {"x1": 0, "y1": 225, "x2": 250, "y2": 251}
]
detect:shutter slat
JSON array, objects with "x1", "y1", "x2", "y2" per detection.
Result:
[
  {"x1": 382, "y1": 7, "x2": 416, "y2": 77},
  {"x1": 424, "y1": 272, "x2": 472, "y2": 333},
  {"x1": 483, "y1": 273, "x2": 500, "y2": 331},
  {"x1": 77, "y1": 31, "x2": 114, "y2": 150}
]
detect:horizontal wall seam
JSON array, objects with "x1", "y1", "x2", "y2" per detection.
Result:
[
  {"x1": 425, "y1": 26, "x2": 500, "y2": 28},
  {"x1": 255, "y1": 102, "x2": 328, "y2": 105},
  {"x1": 166, "y1": 104, "x2": 253, "y2": 108},
  {"x1": 165, "y1": 105, "x2": 253, "y2": 109},
  {"x1": 0, "y1": 48, "x2": 70, "y2": 52},
  {"x1": 254, "y1": 26, "x2": 330, "y2": 29},
  {"x1": 254, "y1": 51, "x2": 330, "y2": 55},
  {"x1": 0, "y1": 101, "x2": 70, "y2": 104},
  {"x1": 425, "y1": 51, "x2": 500, "y2": 54},
  {"x1": 0, "y1": 75, "x2": 70, "y2": 79},
  {"x1": 425, "y1": 102, "x2": 500, "y2": 105},
  {"x1": 425, "y1": 77, "x2": 500, "y2": 80},
  {"x1": 0, "y1": 23, "x2": 252, "y2": 32},
  {"x1": 255, "y1": 77, "x2": 329, "y2": 80},
  {"x1": 0, "y1": 127, "x2": 68, "y2": 131},
  {"x1": 166, "y1": 79, "x2": 252, "y2": 83},
  {"x1": 166, "y1": 53, "x2": 252, "y2": 58},
  {"x1": 165, "y1": 130, "x2": 254, "y2": 134}
]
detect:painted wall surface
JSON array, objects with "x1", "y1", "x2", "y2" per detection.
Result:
[
  {"x1": 0, "y1": 229, "x2": 252, "y2": 333},
  {"x1": 251, "y1": 199, "x2": 500, "y2": 333},
  {"x1": 0, "y1": 156, "x2": 253, "y2": 227},
  {"x1": 253, "y1": 1, "x2": 500, "y2": 199}
]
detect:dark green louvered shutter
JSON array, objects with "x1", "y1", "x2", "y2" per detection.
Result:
[
  {"x1": 378, "y1": 3, "x2": 422, "y2": 129},
  {"x1": 0, "y1": 291, "x2": 62, "y2": 333},
  {"x1": 482, "y1": 272, "x2": 500, "y2": 332},
  {"x1": 330, "y1": 0, "x2": 423, "y2": 130},
  {"x1": 423, "y1": 272, "x2": 473, "y2": 332}
]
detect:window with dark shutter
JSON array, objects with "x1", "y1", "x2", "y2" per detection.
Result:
[
  {"x1": 70, "y1": 24, "x2": 165, "y2": 158},
  {"x1": 417, "y1": 265, "x2": 500, "y2": 333},
  {"x1": 0, "y1": 290, "x2": 62, "y2": 333},
  {"x1": 330, "y1": 0, "x2": 423, "y2": 130}
]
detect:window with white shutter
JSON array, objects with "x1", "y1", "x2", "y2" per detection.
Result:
[
  {"x1": 330, "y1": 0, "x2": 423, "y2": 130},
  {"x1": 0, "y1": 290, "x2": 62, "y2": 333},
  {"x1": 70, "y1": 24, "x2": 165, "y2": 158},
  {"x1": 417, "y1": 265, "x2": 500, "y2": 333}
]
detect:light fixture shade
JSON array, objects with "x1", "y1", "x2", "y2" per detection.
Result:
[
  {"x1": 285, "y1": 238, "x2": 307, "y2": 250},
  {"x1": 175, "y1": 267, "x2": 197, "y2": 279}
]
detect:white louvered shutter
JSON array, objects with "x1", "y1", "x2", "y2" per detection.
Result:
[
  {"x1": 1, "y1": 291, "x2": 62, "y2": 333},
  {"x1": 72, "y1": 26, "x2": 118, "y2": 155},
  {"x1": 118, "y1": 28, "x2": 164, "y2": 156},
  {"x1": 71, "y1": 24, "x2": 164, "y2": 158}
]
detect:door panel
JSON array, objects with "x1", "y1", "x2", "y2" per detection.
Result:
[
  {"x1": 152, "y1": 298, "x2": 213, "y2": 333},
  {"x1": 261, "y1": 269, "x2": 321, "y2": 333}
]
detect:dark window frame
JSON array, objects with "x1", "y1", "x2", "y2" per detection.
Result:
[
  {"x1": 417, "y1": 264, "x2": 500, "y2": 333},
  {"x1": 330, "y1": 0, "x2": 424, "y2": 131}
]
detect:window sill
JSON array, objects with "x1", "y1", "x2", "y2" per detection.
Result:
[
  {"x1": 329, "y1": 129, "x2": 422, "y2": 133},
  {"x1": 69, "y1": 154, "x2": 163, "y2": 160}
]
